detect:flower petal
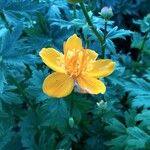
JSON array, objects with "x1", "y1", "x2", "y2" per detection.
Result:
[
  {"x1": 86, "y1": 49, "x2": 98, "y2": 60},
  {"x1": 64, "y1": 34, "x2": 82, "y2": 53},
  {"x1": 77, "y1": 75, "x2": 106, "y2": 94},
  {"x1": 39, "y1": 48, "x2": 65, "y2": 73},
  {"x1": 43, "y1": 72, "x2": 74, "y2": 98},
  {"x1": 85, "y1": 59, "x2": 115, "y2": 78}
]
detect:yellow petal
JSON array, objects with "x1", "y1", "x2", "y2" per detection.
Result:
[
  {"x1": 39, "y1": 48, "x2": 65, "y2": 73},
  {"x1": 85, "y1": 59, "x2": 115, "y2": 78},
  {"x1": 43, "y1": 72, "x2": 74, "y2": 98},
  {"x1": 64, "y1": 34, "x2": 82, "y2": 54},
  {"x1": 86, "y1": 49, "x2": 98, "y2": 60},
  {"x1": 77, "y1": 75, "x2": 106, "y2": 94}
]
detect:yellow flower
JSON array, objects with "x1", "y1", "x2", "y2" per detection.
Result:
[{"x1": 39, "y1": 34, "x2": 115, "y2": 98}]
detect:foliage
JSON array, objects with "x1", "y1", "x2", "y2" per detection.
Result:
[{"x1": 0, "y1": 0, "x2": 150, "y2": 150}]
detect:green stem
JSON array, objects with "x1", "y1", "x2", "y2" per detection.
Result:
[
  {"x1": 79, "y1": 2, "x2": 103, "y2": 48},
  {"x1": 140, "y1": 34, "x2": 147, "y2": 51},
  {"x1": 100, "y1": 0, "x2": 103, "y2": 9},
  {"x1": 137, "y1": 32, "x2": 148, "y2": 61},
  {"x1": 73, "y1": 4, "x2": 77, "y2": 19},
  {"x1": 101, "y1": 20, "x2": 107, "y2": 58},
  {"x1": 88, "y1": 0, "x2": 92, "y2": 10}
]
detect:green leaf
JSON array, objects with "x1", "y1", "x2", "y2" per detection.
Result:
[
  {"x1": 106, "y1": 135, "x2": 128, "y2": 150},
  {"x1": 26, "y1": 69, "x2": 48, "y2": 102},
  {"x1": 105, "y1": 118, "x2": 126, "y2": 135},
  {"x1": 107, "y1": 26, "x2": 132, "y2": 39},
  {"x1": 85, "y1": 135, "x2": 106, "y2": 150},
  {"x1": 20, "y1": 111, "x2": 38, "y2": 149},
  {"x1": 136, "y1": 110, "x2": 150, "y2": 128},
  {"x1": 131, "y1": 32, "x2": 144, "y2": 49},
  {"x1": 125, "y1": 78, "x2": 150, "y2": 108},
  {"x1": 127, "y1": 127, "x2": 150, "y2": 149},
  {"x1": 124, "y1": 110, "x2": 137, "y2": 127},
  {"x1": 42, "y1": 100, "x2": 69, "y2": 133}
]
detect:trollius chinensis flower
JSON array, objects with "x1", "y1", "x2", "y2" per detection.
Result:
[{"x1": 39, "y1": 34, "x2": 115, "y2": 98}]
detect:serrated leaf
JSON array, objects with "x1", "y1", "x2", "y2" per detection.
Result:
[
  {"x1": 42, "y1": 100, "x2": 69, "y2": 133},
  {"x1": 127, "y1": 127, "x2": 150, "y2": 149},
  {"x1": 107, "y1": 26, "x2": 132, "y2": 39},
  {"x1": 131, "y1": 32, "x2": 144, "y2": 49},
  {"x1": 106, "y1": 135, "x2": 127, "y2": 150},
  {"x1": 26, "y1": 69, "x2": 48, "y2": 102},
  {"x1": 105, "y1": 118, "x2": 126, "y2": 135},
  {"x1": 136, "y1": 110, "x2": 150, "y2": 128},
  {"x1": 125, "y1": 78, "x2": 150, "y2": 108}
]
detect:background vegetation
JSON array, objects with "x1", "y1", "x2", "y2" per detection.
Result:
[{"x1": 0, "y1": 0, "x2": 150, "y2": 149}]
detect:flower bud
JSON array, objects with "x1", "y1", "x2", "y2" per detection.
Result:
[
  {"x1": 0, "y1": 56, "x2": 2, "y2": 63},
  {"x1": 69, "y1": 117, "x2": 75, "y2": 128},
  {"x1": 95, "y1": 100, "x2": 107, "y2": 115},
  {"x1": 96, "y1": 100, "x2": 107, "y2": 108},
  {"x1": 100, "y1": 6, "x2": 113, "y2": 20},
  {"x1": 67, "y1": 0, "x2": 82, "y2": 4}
]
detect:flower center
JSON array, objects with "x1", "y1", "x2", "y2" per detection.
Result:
[{"x1": 64, "y1": 49, "x2": 88, "y2": 78}]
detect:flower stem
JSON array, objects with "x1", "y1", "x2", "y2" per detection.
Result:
[
  {"x1": 100, "y1": 0, "x2": 103, "y2": 9},
  {"x1": 101, "y1": 20, "x2": 107, "y2": 58},
  {"x1": 88, "y1": 0, "x2": 92, "y2": 10},
  {"x1": 137, "y1": 31, "x2": 149, "y2": 62},
  {"x1": 79, "y1": 2, "x2": 103, "y2": 48},
  {"x1": 73, "y1": 4, "x2": 77, "y2": 19}
]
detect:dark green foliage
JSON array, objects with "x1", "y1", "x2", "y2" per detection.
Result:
[{"x1": 0, "y1": 0, "x2": 150, "y2": 150}]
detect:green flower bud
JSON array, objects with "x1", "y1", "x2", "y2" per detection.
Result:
[
  {"x1": 69, "y1": 117, "x2": 74, "y2": 128},
  {"x1": 0, "y1": 56, "x2": 2, "y2": 63},
  {"x1": 96, "y1": 100, "x2": 107, "y2": 107},
  {"x1": 100, "y1": 6, "x2": 113, "y2": 20},
  {"x1": 67, "y1": 0, "x2": 82, "y2": 4},
  {"x1": 95, "y1": 100, "x2": 107, "y2": 115}
]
